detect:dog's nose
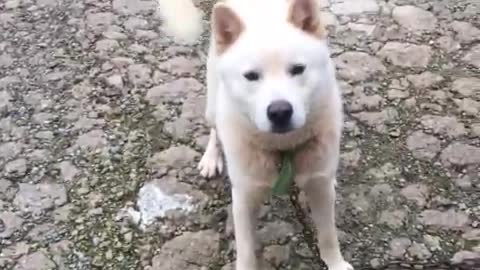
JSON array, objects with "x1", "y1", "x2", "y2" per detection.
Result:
[{"x1": 267, "y1": 100, "x2": 293, "y2": 128}]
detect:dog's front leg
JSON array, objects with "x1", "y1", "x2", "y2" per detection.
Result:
[
  {"x1": 230, "y1": 177, "x2": 268, "y2": 270},
  {"x1": 303, "y1": 176, "x2": 353, "y2": 270}
]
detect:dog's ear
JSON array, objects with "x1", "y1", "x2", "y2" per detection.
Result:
[
  {"x1": 287, "y1": 0, "x2": 325, "y2": 38},
  {"x1": 212, "y1": 3, "x2": 244, "y2": 53}
]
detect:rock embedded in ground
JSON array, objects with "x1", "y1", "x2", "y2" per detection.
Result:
[
  {"x1": 151, "y1": 230, "x2": 220, "y2": 269},
  {"x1": 406, "y1": 131, "x2": 441, "y2": 161},
  {"x1": 13, "y1": 183, "x2": 67, "y2": 216},
  {"x1": 377, "y1": 42, "x2": 432, "y2": 68},
  {"x1": 418, "y1": 209, "x2": 470, "y2": 230},
  {"x1": 392, "y1": 5, "x2": 437, "y2": 32}
]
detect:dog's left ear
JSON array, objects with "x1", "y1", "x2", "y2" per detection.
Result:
[{"x1": 287, "y1": 0, "x2": 325, "y2": 38}]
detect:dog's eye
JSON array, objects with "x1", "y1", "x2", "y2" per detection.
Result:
[
  {"x1": 289, "y1": 64, "x2": 306, "y2": 76},
  {"x1": 243, "y1": 71, "x2": 261, "y2": 81}
]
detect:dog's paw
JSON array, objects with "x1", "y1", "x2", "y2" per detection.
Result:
[
  {"x1": 198, "y1": 150, "x2": 223, "y2": 178},
  {"x1": 328, "y1": 261, "x2": 354, "y2": 270}
]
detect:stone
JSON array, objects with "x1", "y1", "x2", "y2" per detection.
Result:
[
  {"x1": 389, "y1": 238, "x2": 411, "y2": 258},
  {"x1": 0, "y1": 142, "x2": 23, "y2": 160},
  {"x1": 146, "y1": 78, "x2": 203, "y2": 105},
  {"x1": 136, "y1": 178, "x2": 208, "y2": 228},
  {"x1": 418, "y1": 209, "x2": 470, "y2": 230},
  {"x1": 58, "y1": 161, "x2": 78, "y2": 182},
  {"x1": 379, "y1": 209, "x2": 406, "y2": 229},
  {"x1": 74, "y1": 129, "x2": 107, "y2": 151},
  {"x1": 5, "y1": 0, "x2": 20, "y2": 9},
  {"x1": 106, "y1": 74, "x2": 124, "y2": 88},
  {"x1": 352, "y1": 107, "x2": 398, "y2": 132},
  {"x1": 400, "y1": 184, "x2": 430, "y2": 207},
  {"x1": 451, "y1": 21, "x2": 480, "y2": 43},
  {"x1": 334, "y1": 52, "x2": 386, "y2": 82},
  {"x1": 420, "y1": 115, "x2": 466, "y2": 138},
  {"x1": 112, "y1": 0, "x2": 156, "y2": 15},
  {"x1": 27, "y1": 222, "x2": 57, "y2": 242},
  {"x1": 151, "y1": 230, "x2": 220, "y2": 269},
  {"x1": 330, "y1": 0, "x2": 379, "y2": 15},
  {"x1": 0, "y1": 53, "x2": 14, "y2": 67},
  {"x1": 451, "y1": 77, "x2": 480, "y2": 98},
  {"x1": 378, "y1": 42, "x2": 432, "y2": 68},
  {"x1": 406, "y1": 131, "x2": 441, "y2": 161},
  {"x1": 340, "y1": 149, "x2": 361, "y2": 168},
  {"x1": 181, "y1": 94, "x2": 206, "y2": 120},
  {"x1": 86, "y1": 12, "x2": 114, "y2": 32},
  {"x1": 147, "y1": 145, "x2": 199, "y2": 170},
  {"x1": 371, "y1": 165, "x2": 398, "y2": 182},
  {"x1": 1, "y1": 241, "x2": 29, "y2": 259},
  {"x1": 36, "y1": 0, "x2": 58, "y2": 6},
  {"x1": 258, "y1": 221, "x2": 295, "y2": 244},
  {"x1": 0, "y1": 91, "x2": 13, "y2": 112},
  {"x1": 407, "y1": 242, "x2": 432, "y2": 260},
  {"x1": 451, "y1": 250, "x2": 480, "y2": 264},
  {"x1": 159, "y1": 56, "x2": 201, "y2": 76},
  {"x1": 440, "y1": 143, "x2": 480, "y2": 166},
  {"x1": 436, "y1": 36, "x2": 461, "y2": 52},
  {"x1": 472, "y1": 124, "x2": 480, "y2": 137},
  {"x1": 370, "y1": 184, "x2": 393, "y2": 198},
  {"x1": 13, "y1": 183, "x2": 68, "y2": 216},
  {"x1": 454, "y1": 176, "x2": 472, "y2": 190},
  {"x1": 454, "y1": 98, "x2": 480, "y2": 116},
  {"x1": 423, "y1": 235, "x2": 441, "y2": 251},
  {"x1": 4, "y1": 158, "x2": 28, "y2": 178},
  {"x1": 347, "y1": 90, "x2": 384, "y2": 112},
  {"x1": 13, "y1": 250, "x2": 55, "y2": 270},
  {"x1": 462, "y1": 229, "x2": 480, "y2": 241},
  {"x1": 0, "y1": 211, "x2": 24, "y2": 238},
  {"x1": 95, "y1": 39, "x2": 119, "y2": 52},
  {"x1": 392, "y1": 6, "x2": 437, "y2": 32},
  {"x1": 164, "y1": 118, "x2": 193, "y2": 139},
  {"x1": 103, "y1": 29, "x2": 127, "y2": 40},
  {"x1": 462, "y1": 44, "x2": 480, "y2": 68},
  {"x1": 264, "y1": 245, "x2": 290, "y2": 267},
  {"x1": 124, "y1": 17, "x2": 148, "y2": 31},
  {"x1": 347, "y1": 23, "x2": 376, "y2": 35},
  {"x1": 127, "y1": 64, "x2": 152, "y2": 86},
  {"x1": 406, "y1": 72, "x2": 444, "y2": 89},
  {"x1": 387, "y1": 89, "x2": 409, "y2": 99},
  {"x1": 0, "y1": 178, "x2": 15, "y2": 200}
]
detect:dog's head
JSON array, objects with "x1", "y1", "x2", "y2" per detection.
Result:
[{"x1": 213, "y1": 0, "x2": 335, "y2": 134}]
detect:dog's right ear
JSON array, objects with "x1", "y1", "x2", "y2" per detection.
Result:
[{"x1": 212, "y1": 3, "x2": 244, "y2": 53}]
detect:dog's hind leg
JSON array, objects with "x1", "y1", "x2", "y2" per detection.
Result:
[{"x1": 303, "y1": 177, "x2": 353, "y2": 270}]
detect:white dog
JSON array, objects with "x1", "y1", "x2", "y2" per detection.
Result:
[{"x1": 157, "y1": 0, "x2": 353, "y2": 269}]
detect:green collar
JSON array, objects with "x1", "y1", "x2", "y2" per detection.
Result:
[{"x1": 271, "y1": 151, "x2": 295, "y2": 196}]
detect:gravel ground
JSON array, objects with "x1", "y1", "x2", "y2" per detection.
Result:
[{"x1": 0, "y1": 0, "x2": 479, "y2": 269}]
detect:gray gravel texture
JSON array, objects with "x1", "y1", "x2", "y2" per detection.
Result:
[{"x1": 0, "y1": 0, "x2": 479, "y2": 269}]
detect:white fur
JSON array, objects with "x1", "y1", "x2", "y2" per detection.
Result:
[
  {"x1": 159, "y1": 1, "x2": 353, "y2": 270},
  {"x1": 156, "y1": 0, "x2": 204, "y2": 44}
]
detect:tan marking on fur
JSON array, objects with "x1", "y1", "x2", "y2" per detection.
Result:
[
  {"x1": 212, "y1": 3, "x2": 245, "y2": 55},
  {"x1": 287, "y1": 0, "x2": 326, "y2": 39},
  {"x1": 262, "y1": 51, "x2": 285, "y2": 76}
]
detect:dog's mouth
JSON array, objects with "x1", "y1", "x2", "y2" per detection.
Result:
[{"x1": 270, "y1": 125, "x2": 295, "y2": 134}]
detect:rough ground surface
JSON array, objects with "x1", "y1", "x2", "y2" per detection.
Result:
[{"x1": 0, "y1": 0, "x2": 479, "y2": 269}]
